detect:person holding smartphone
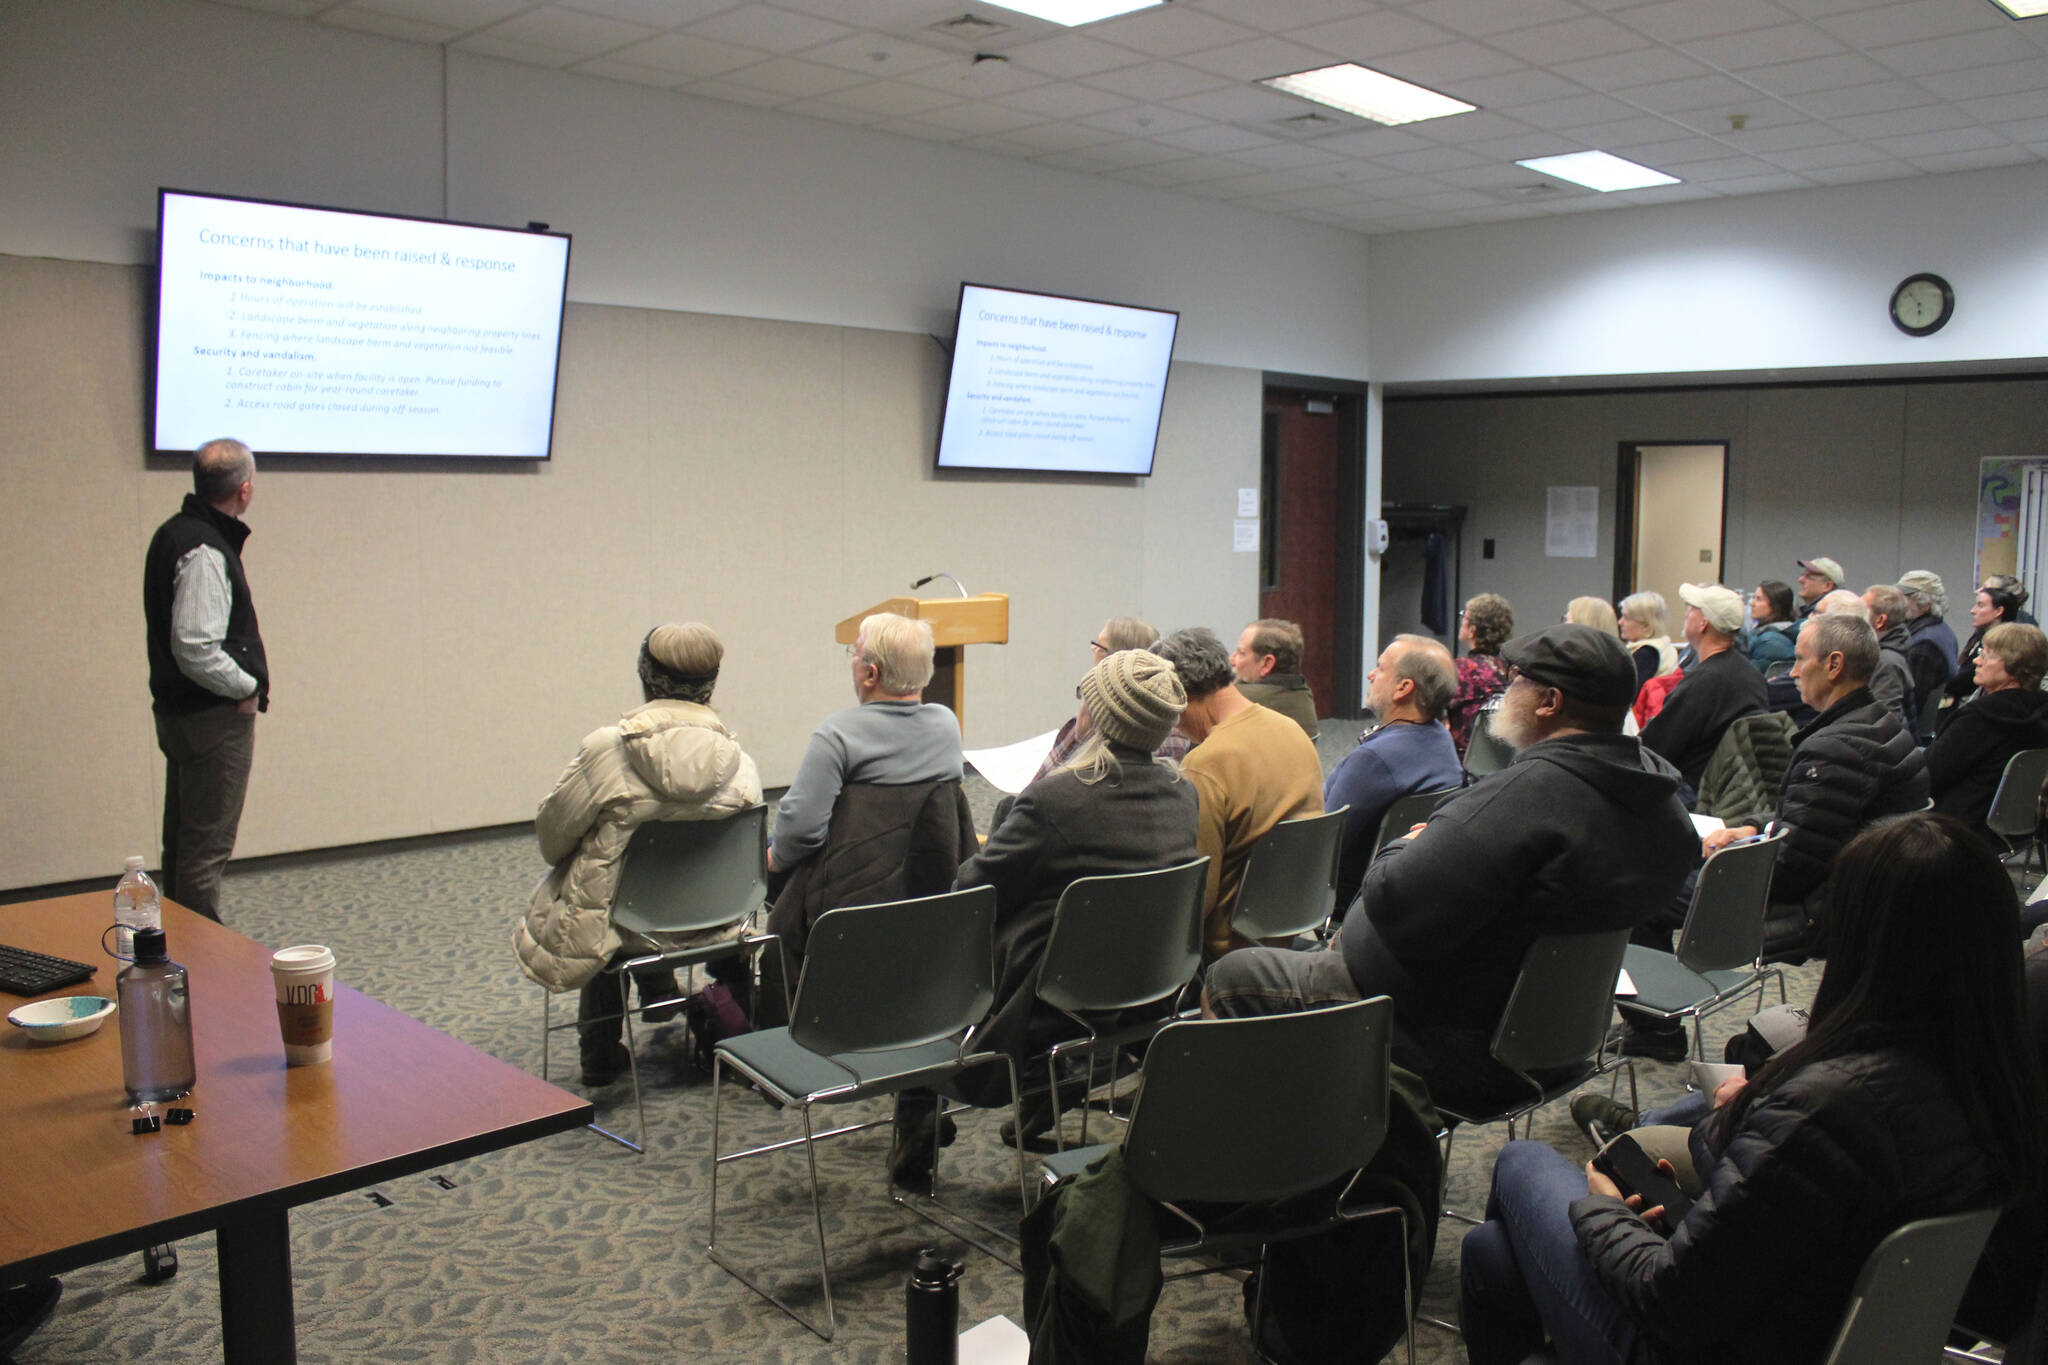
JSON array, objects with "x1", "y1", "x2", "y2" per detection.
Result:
[{"x1": 1459, "y1": 814, "x2": 2045, "y2": 1365}]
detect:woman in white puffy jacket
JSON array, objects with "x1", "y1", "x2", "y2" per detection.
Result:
[{"x1": 512, "y1": 623, "x2": 761, "y2": 1085}]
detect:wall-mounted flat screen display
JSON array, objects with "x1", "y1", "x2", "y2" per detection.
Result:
[
  {"x1": 934, "y1": 283, "x2": 1178, "y2": 476},
  {"x1": 153, "y1": 189, "x2": 571, "y2": 459}
]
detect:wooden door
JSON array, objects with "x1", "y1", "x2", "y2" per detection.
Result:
[{"x1": 1260, "y1": 391, "x2": 1340, "y2": 707}]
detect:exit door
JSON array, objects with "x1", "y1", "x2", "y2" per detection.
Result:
[{"x1": 1615, "y1": 442, "x2": 1729, "y2": 615}]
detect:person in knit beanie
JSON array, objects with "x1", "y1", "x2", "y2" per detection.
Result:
[{"x1": 1073, "y1": 647, "x2": 1186, "y2": 764}]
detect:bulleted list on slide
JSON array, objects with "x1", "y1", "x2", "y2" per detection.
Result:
[{"x1": 154, "y1": 194, "x2": 569, "y2": 458}]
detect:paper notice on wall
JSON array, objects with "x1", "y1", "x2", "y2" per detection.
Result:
[
  {"x1": 1237, "y1": 487, "x2": 1259, "y2": 517},
  {"x1": 1546, "y1": 486, "x2": 1599, "y2": 558},
  {"x1": 1234, "y1": 518, "x2": 1260, "y2": 553}
]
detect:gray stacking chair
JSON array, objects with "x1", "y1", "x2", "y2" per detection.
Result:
[
  {"x1": 1040, "y1": 997, "x2": 1414, "y2": 1365},
  {"x1": 1372, "y1": 785, "x2": 1463, "y2": 859},
  {"x1": 1229, "y1": 806, "x2": 1348, "y2": 943},
  {"x1": 705, "y1": 886, "x2": 1022, "y2": 1341},
  {"x1": 1464, "y1": 708, "x2": 1515, "y2": 776},
  {"x1": 1986, "y1": 747, "x2": 2048, "y2": 890},
  {"x1": 539, "y1": 804, "x2": 772, "y2": 1153},
  {"x1": 1618, "y1": 830, "x2": 1788, "y2": 1062},
  {"x1": 1034, "y1": 857, "x2": 1209, "y2": 1150}
]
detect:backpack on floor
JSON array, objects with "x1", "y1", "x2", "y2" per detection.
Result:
[{"x1": 682, "y1": 983, "x2": 752, "y2": 1074}]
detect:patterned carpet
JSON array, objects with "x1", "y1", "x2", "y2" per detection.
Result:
[{"x1": 17, "y1": 735, "x2": 1820, "y2": 1365}]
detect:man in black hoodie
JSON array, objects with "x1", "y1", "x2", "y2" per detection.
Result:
[{"x1": 1207, "y1": 624, "x2": 1698, "y2": 1113}]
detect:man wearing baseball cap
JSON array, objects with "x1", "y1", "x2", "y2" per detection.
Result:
[
  {"x1": 1796, "y1": 557, "x2": 1844, "y2": 620},
  {"x1": 1641, "y1": 583, "x2": 1769, "y2": 798},
  {"x1": 1206, "y1": 624, "x2": 1697, "y2": 1114}
]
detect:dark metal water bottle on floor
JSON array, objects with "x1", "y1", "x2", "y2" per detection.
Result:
[
  {"x1": 905, "y1": 1246, "x2": 963, "y2": 1365},
  {"x1": 118, "y1": 926, "x2": 195, "y2": 1103}
]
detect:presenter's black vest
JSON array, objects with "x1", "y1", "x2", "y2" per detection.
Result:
[{"x1": 144, "y1": 494, "x2": 269, "y2": 715}]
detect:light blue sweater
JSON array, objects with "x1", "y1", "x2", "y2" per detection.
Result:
[{"x1": 771, "y1": 700, "x2": 963, "y2": 870}]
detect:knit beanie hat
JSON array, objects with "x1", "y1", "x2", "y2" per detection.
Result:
[
  {"x1": 638, "y1": 623, "x2": 722, "y2": 704},
  {"x1": 1079, "y1": 648, "x2": 1185, "y2": 752}
]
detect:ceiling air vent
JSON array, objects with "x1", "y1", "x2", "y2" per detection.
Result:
[
  {"x1": 1506, "y1": 183, "x2": 1560, "y2": 197},
  {"x1": 927, "y1": 13, "x2": 1013, "y2": 40},
  {"x1": 1275, "y1": 111, "x2": 1345, "y2": 135}
]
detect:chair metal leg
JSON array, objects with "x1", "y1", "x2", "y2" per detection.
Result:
[
  {"x1": 892, "y1": 1059, "x2": 1029, "y2": 1269},
  {"x1": 540, "y1": 988, "x2": 551, "y2": 1082},
  {"x1": 704, "y1": 1061, "x2": 839, "y2": 1340},
  {"x1": 585, "y1": 973, "x2": 647, "y2": 1153}
]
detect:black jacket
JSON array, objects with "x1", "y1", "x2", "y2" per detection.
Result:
[
  {"x1": 142, "y1": 494, "x2": 269, "y2": 715},
  {"x1": 1572, "y1": 1046, "x2": 2004, "y2": 1365},
  {"x1": 1903, "y1": 614, "x2": 1959, "y2": 736},
  {"x1": 1926, "y1": 688, "x2": 2048, "y2": 834},
  {"x1": 1770, "y1": 687, "x2": 1929, "y2": 905},
  {"x1": 1641, "y1": 649, "x2": 1768, "y2": 791}
]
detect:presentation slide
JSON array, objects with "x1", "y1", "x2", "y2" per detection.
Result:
[
  {"x1": 153, "y1": 191, "x2": 570, "y2": 458},
  {"x1": 935, "y1": 284, "x2": 1178, "y2": 476}
]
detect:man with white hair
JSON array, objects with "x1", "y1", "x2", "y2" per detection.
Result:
[
  {"x1": 1897, "y1": 570, "x2": 1959, "y2": 738},
  {"x1": 1640, "y1": 583, "x2": 1767, "y2": 798},
  {"x1": 142, "y1": 437, "x2": 267, "y2": 923}
]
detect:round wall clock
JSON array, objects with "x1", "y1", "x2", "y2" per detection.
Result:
[{"x1": 1890, "y1": 273, "x2": 1953, "y2": 336}]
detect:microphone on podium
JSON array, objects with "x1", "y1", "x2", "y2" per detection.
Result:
[{"x1": 911, "y1": 572, "x2": 970, "y2": 597}]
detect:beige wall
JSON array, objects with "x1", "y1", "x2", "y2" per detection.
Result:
[{"x1": 0, "y1": 254, "x2": 1260, "y2": 890}]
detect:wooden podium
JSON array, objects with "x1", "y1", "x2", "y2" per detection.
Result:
[{"x1": 836, "y1": 593, "x2": 1009, "y2": 723}]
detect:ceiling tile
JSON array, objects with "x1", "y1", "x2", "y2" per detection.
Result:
[
  {"x1": 1229, "y1": 139, "x2": 1346, "y2": 169},
  {"x1": 799, "y1": 33, "x2": 958, "y2": 76},
  {"x1": 998, "y1": 32, "x2": 1146, "y2": 79},
  {"x1": 1601, "y1": 134, "x2": 1739, "y2": 163},
  {"x1": 1165, "y1": 84, "x2": 1314, "y2": 124},
  {"x1": 1284, "y1": 11, "x2": 1458, "y2": 61},
  {"x1": 1083, "y1": 6, "x2": 1256, "y2": 57},
  {"x1": 778, "y1": 95, "x2": 886, "y2": 125},
  {"x1": 1491, "y1": 16, "x2": 1654, "y2": 65},
  {"x1": 870, "y1": 115, "x2": 965, "y2": 141},
  {"x1": 1511, "y1": 91, "x2": 1655, "y2": 128},
  {"x1": 1621, "y1": 0, "x2": 1803, "y2": 43},
  {"x1": 1550, "y1": 47, "x2": 1709, "y2": 89},
  {"x1": 1961, "y1": 89, "x2": 2048, "y2": 123},
  {"x1": 995, "y1": 80, "x2": 1132, "y2": 118},
  {"x1": 568, "y1": 56, "x2": 685, "y2": 85},
  {"x1": 1703, "y1": 170, "x2": 1816, "y2": 192},
  {"x1": 1188, "y1": 0, "x2": 1365, "y2": 26},
  {"x1": 1740, "y1": 51, "x2": 1892, "y2": 94},
  {"x1": 1661, "y1": 153, "x2": 1783, "y2": 179},
  {"x1": 1609, "y1": 182, "x2": 1727, "y2": 204},
  {"x1": 349, "y1": 0, "x2": 530, "y2": 29},
  {"x1": 1081, "y1": 59, "x2": 1232, "y2": 101},
  {"x1": 1378, "y1": 41, "x2": 1529, "y2": 86},
  {"x1": 1131, "y1": 153, "x2": 1258, "y2": 182},
  {"x1": 1791, "y1": 78, "x2": 1938, "y2": 117},
  {"x1": 1079, "y1": 103, "x2": 1212, "y2": 136},
  {"x1": 1872, "y1": 29, "x2": 2036, "y2": 77},
  {"x1": 1311, "y1": 126, "x2": 1435, "y2": 157},
  {"x1": 1830, "y1": 102, "x2": 1973, "y2": 137},
  {"x1": 318, "y1": 8, "x2": 464, "y2": 43},
  {"x1": 1762, "y1": 140, "x2": 1892, "y2": 168},
  {"x1": 771, "y1": 0, "x2": 936, "y2": 20},
  {"x1": 1447, "y1": 68, "x2": 1587, "y2": 106},
  {"x1": 1202, "y1": 167, "x2": 1328, "y2": 195},
  {"x1": 1417, "y1": 110, "x2": 1555, "y2": 143},
  {"x1": 1374, "y1": 145, "x2": 1492, "y2": 173},
  {"x1": 1920, "y1": 59, "x2": 2048, "y2": 102},
  {"x1": 909, "y1": 99, "x2": 1050, "y2": 135},
  {"x1": 1991, "y1": 115, "x2": 2048, "y2": 142},
  {"x1": 1178, "y1": 36, "x2": 1339, "y2": 81},
  {"x1": 609, "y1": 31, "x2": 771, "y2": 77},
  {"x1": 1401, "y1": 188, "x2": 1507, "y2": 211},
  {"x1": 901, "y1": 56, "x2": 1053, "y2": 97},
  {"x1": 1802, "y1": 159, "x2": 1915, "y2": 183},
  {"x1": 682, "y1": 75, "x2": 798, "y2": 106},
  {"x1": 1903, "y1": 145, "x2": 2035, "y2": 173},
  {"x1": 1151, "y1": 122, "x2": 1280, "y2": 153},
  {"x1": 560, "y1": 0, "x2": 738, "y2": 23},
  {"x1": 1433, "y1": 161, "x2": 1564, "y2": 188},
  {"x1": 1461, "y1": 130, "x2": 1591, "y2": 159},
  {"x1": 1679, "y1": 22, "x2": 1847, "y2": 70},
  {"x1": 1725, "y1": 120, "x2": 1854, "y2": 151},
  {"x1": 453, "y1": 32, "x2": 581, "y2": 66},
  {"x1": 211, "y1": 0, "x2": 326, "y2": 14},
  {"x1": 820, "y1": 79, "x2": 961, "y2": 116},
  {"x1": 1111, "y1": 161, "x2": 1206, "y2": 187},
  {"x1": 1262, "y1": 182, "x2": 1406, "y2": 208},
  {"x1": 1356, "y1": 173, "x2": 1461, "y2": 198},
  {"x1": 484, "y1": 6, "x2": 656, "y2": 56},
  {"x1": 1817, "y1": 0, "x2": 2004, "y2": 50},
  {"x1": 1774, "y1": 0, "x2": 1902, "y2": 14},
  {"x1": 685, "y1": 4, "x2": 853, "y2": 54},
  {"x1": 1618, "y1": 72, "x2": 1768, "y2": 113},
  {"x1": 719, "y1": 54, "x2": 870, "y2": 95},
  {"x1": 1876, "y1": 125, "x2": 2006, "y2": 155},
  {"x1": 1404, "y1": 0, "x2": 1587, "y2": 39},
  {"x1": 959, "y1": 121, "x2": 1113, "y2": 154},
  {"x1": 1036, "y1": 138, "x2": 1189, "y2": 169}
]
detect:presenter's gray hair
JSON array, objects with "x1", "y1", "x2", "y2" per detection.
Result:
[
  {"x1": 1099, "y1": 615, "x2": 1157, "y2": 653},
  {"x1": 858, "y1": 612, "x2": 936, "y2": 694},
  {"x1": 1806, "y1": 612, "x2": 1879, "y2": 681},
  {"x1": 194, "y1": 438, "x2": 254, "y2": 504},
  {"x1": 1152, "y1": 627, "x2": 1235, "y2": 698}
]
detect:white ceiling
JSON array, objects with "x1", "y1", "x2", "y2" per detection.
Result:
[{"x1": 209, "y1": 0, "x2": 2048, "y2": 234}]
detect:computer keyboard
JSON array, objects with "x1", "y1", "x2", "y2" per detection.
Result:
[{"x1": 0, "y1": 943, "x2": 97, "y2": 997}]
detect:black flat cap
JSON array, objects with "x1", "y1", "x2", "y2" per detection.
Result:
[{"x1": 1500, "y1": 623, "x2": 1639, "y2": 708}]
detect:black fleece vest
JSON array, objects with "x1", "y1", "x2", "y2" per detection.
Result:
[{"x1": 144, "y1": 494, "x2": 268, "y2": 715}]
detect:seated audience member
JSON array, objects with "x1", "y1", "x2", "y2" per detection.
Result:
[
  {"x1": 1325, "y1": 635, "x2": 1464, "y2": 913},
  {"x1": 1206, "y1": 624, "x2": 1696, "y2": 1113},
  {"x1": 1460, "y1": 814, "x2": 2046, "y2": 1365},
  {"x1": 1229, "y1": 617, "x2": 1319, "y2": 739},
  {"x1": 1448, "y1": 593, "x2": 1514, "y2": 759},
  {"x1": 1744, "y1": 579, "x2": 1798, "y2": 675},
  {"x1": 1928, "y1": 622, "x2": 2048, "y2": 837},
  {"x1": 1640, "y1": 584, "x2": 1766, "y2": 800},
  {"x1": 1857, "y1": 583, "x2": 1917, "y2": 725},
  {"x1": 1898, "y1": 569, "x2": 1959, "y2": 737},
  {"x1": 1152, "y1": 627, "x2": 1323, "y2": 961},
  {"x1": 946, "y1": 649, "x2": 1198, "y2": 1157},
  {"x1": 765, "y1": 612, "x2": 974, "y2": 970},
  {"x1": 1983, "y1": 572, "x2": 2039, "y2": 626},
  {"x1": 1031, "y1": 615, "x2": 1187, "y2": 780},
  {"x1": 513, "y1": 624, "x2": 763, "y2": 1086},
  {"x1": 1566, "y1": 596, "x2": 1620, "y2": 636},
  {"x1": 1937, "y1": 584, "x2": 2023, "y2": 734},
  {"x1": 1708, "y1": 612, "x2": 1929, "y2": 957},
  {"x1": 1794, "y1": 554, "x2": 1843, "y2": 620},
  {"x1": 1618, "y1": 591, "x2": 1679, "y2": 691}
]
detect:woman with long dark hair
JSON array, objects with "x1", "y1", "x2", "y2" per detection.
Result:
[
  {"x1": 1936, "y1": 584, "x2": 2022, "y2": 733},
  {"x1": 1460, "y1": 813, "x2": 2046, "y2": 1365}
]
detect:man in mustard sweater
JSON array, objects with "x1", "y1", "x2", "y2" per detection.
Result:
[{"x1": 1154, "y1": 627, "x2": 1324, "y2": 960}]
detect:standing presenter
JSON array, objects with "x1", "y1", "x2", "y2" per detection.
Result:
[{"x1": 143, "y1": 438, "x2": 267, "y2": 922}]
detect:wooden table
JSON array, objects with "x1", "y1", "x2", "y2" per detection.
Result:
[{"x1": 0, "y1": 894, "x2": 592, "y2": 1363}]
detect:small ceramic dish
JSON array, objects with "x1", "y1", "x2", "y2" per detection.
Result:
[{"x1": 8, "y1": 995, "x2": 117, "y2": 1042}]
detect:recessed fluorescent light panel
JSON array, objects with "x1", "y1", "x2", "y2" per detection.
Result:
[
  {"x1": 1260, "y1": 63, "x2": 1475, "y2": 127},
  {"x1": 1517, "y1": 151, "x2": 1679, "y2": 192},
  {"x1": 1986, "y1": 0, "x2": 2048, "y2": 15},
  {"x1": 991, "y1": 0, "x2": 1163, "y2": 24}
]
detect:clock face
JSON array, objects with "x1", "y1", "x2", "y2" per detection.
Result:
[{"x1": 1890, "y1": 273, "x2": 1953, "y2": 336}]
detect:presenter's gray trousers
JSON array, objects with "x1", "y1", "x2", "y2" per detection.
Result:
[{"x1": 154, "y1": 705, "x2": 255, "y2": 923}]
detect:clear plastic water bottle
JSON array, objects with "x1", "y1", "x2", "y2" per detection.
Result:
[
  {"x1": 118, "y1": 926, "x2": 195, "y2": 1103},
  {"x1": 113, "y1": 856, "x2": 161, "y2": 959}
]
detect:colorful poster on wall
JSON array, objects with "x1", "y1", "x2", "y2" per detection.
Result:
[{"x1": 1977, "y1": 458, "x2": 2042, "y2": 585}]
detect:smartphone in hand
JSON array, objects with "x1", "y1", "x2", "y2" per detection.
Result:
[{"x1": 1593, "y1": 1134, "x2": 1694, "y2": 1227}]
